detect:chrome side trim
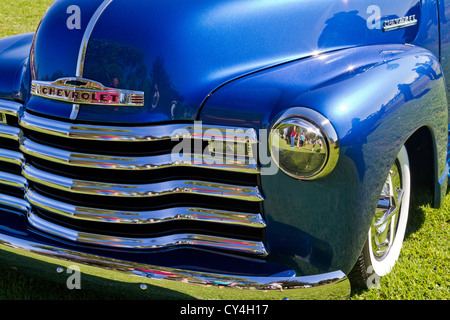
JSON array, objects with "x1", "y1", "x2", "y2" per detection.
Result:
[
  {"x1": 0, "y1": 192, "x2": 29, "y2": 213},
  {"x1": 0, "y1": 100, "x2": 23, "y2": 117},
  {"x1": 25, "y1": 188, "x2": 266, "y2": 227},
  {"x1": 0, "y1": 228, "x2": 350, "y2": 299},
  {"x1": 20, "y1": 137, "x2": 260, "y2": 173},
  {"x1": 0, "y1": 171, "x2": 27, "y2": 189},
  {"x1": 19, "y1": 111, "x2": 258, "y2": 143},
  {"x1": 28, "y1": 211, "x2": 268, "y2": 256},
  {"x1": 0, "y1": 124, "x2": 23, "y2": 141},
  {"x1": 0, "y1": 148, "x2": 24, "y2": 166},
  {"x1": 22, "y1": 164, "x2": 264, "y2": 201}
]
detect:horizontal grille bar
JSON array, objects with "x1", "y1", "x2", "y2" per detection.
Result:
[
  {"x1": 0, "y1": 100, "x2": 22, "y2": 117},
  {"x1": 20, "y1": 111, "x2": 258, "y2": 143},
  {"x1": 25, "y1": 188, "x2": 266, "y2": 228},
  {"x1": 0, "y1": 125, "x2": 22, "y2": 141},
  {"x1": 0, "y1": 171, "x2": 26, "y2": 189},
  {"x1": 0, "y1": 148, "x2": 24, "y2": 166},
  {"x1": 20, "y1": 137, "x2": 260, "y2": 174},
  {"x1": 28, "y1": 211, "x2": 268, "y2": 256},
  {"x1": 0, "y1": 192, "x2": 29, "y2": 213},
  {"x1": 23, "y1": 164, "x2": 264, "y2": 201}
]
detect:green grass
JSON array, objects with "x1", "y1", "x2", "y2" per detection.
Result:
[
  {"x1": 0, "y1": 0, "x2": 449, "y2": 300},
  {"x1": 351, "y1": 190, "x2": 450, "y2": 300},
  {"x1": 0, "y1": 0, "x2": 54, "y2": 38}
]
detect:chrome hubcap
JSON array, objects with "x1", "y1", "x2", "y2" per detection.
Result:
[{"x1": 371, "y1": 160, "x2": 404, "y2": 260}]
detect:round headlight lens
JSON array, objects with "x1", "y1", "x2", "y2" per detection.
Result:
[{"x1": 269, "y1": 108, "x2": 339, "y2": 180}]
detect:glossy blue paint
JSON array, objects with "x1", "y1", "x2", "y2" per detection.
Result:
[
  {"x1": 26, "y1": 0, "x2": 422, "y2": 123},
  {"x1": 438, "y1": 0, "x2": 450, "y2": 100},
  {"x1": 0, "y1": 33, "x2": 34, "y2": 101},
  {"x1": 30, "y1": 0, "x2": 105, "y2": 79},
  {"x1": 200, "y1": 44, "x2": 448, "y2": 274},
  {"x1": 0, "y1": 0, "x2": 448, "y2": 285}
]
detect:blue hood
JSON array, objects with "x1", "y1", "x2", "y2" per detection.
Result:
[{"x1": 26, "y1": 0, "x2": 421, "y2": 123}]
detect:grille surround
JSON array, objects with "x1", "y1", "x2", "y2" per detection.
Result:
[{"x1": 0, "y1": 101, "x2": 267, "y2": 257}]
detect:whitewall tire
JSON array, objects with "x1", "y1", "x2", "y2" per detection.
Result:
[{"x1": 349, "y1": 145, "x2": 411, "y2": 288}]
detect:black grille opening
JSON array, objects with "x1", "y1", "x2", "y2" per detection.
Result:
[
  {"x1": 0, "y1": 161, "x2": 22, "y2": 176},
  {"x1": 5, "y1": 114, "x2": 19, "y2": 127},
  {"x1": 0, "y1": 138, "x2": 20, "y2": 152},
  {"x1": 0, "y1": 184, "x2": 24, "y2": 199}
]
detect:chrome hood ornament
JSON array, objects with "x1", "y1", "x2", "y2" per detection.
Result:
[{"x1": 31, "y1": 77, "x2": 144, "y2": 107}]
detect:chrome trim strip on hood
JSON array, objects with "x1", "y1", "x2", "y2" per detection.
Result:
[
  {"x1": 72, "y1": 0, "x2": 114, "y2": 119},
  {"x1": 76, "y1": 0, "x2": 113, "y2": 77}
]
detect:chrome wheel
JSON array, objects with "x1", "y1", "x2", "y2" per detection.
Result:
[
  {"x1": 349, "y1": 145, "x2": 410, "y2": 288},
  {"x1": 371, "y1": 160, "x2": 404, "y2": 260}
]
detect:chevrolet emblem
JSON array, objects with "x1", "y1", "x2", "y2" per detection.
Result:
[{"x1": 31, "y1": 77, "x2": 144, "y2": 106}]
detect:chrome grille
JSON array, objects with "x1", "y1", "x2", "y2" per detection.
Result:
[{"x1": 0, "y1": 101, "x2": 267, "y2": 257}]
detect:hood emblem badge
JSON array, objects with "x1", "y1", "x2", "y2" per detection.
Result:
[
  {"x1": 31, "y1": 77, "x2": 144, "y2": 107},
  {"x1": 383, "y1": 15, "x2": 417, "y2": 32}
]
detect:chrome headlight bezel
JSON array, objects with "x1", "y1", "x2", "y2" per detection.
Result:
[{"x1": 269, "y1": 107, "x2": 339, "y2": 180}]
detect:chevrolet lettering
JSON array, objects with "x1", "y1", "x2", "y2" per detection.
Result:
[
  {"x1": 31, "y1": 78, "x2": 145, "y2": 106},
  {"x1": 0, "y1": 0, "x2": 449, "y2": 300}
]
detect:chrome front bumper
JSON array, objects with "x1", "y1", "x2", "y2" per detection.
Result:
[{"x1": 0, "y1": 214, "x2": 350, "y2": 300}]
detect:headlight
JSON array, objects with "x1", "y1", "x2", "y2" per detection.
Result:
[{"x1": 269, "y1": 107, "x2": 339, "y2": 180}]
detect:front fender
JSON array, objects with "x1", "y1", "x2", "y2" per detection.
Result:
[
  {"x1": 0, "y1": 33, "x2": 34, "y2": 101},
  {"x1": 199, "y1": 44, "x2": 448, "y2": 276}
]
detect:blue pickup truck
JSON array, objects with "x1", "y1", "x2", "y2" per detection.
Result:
[{"x1": 0, "y1": 0, "x2": 448, "y2": 299}]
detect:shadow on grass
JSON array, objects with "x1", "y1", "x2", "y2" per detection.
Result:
[
  {"x1": 405, "y1": 186, "x2": 434, "y2": 239},
  {"x1": 0, "y1": 248, "x2": 194, "y2": 300},
  {"x1": 0, "y1": 264, "x2": 195, "y2": 300}
]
